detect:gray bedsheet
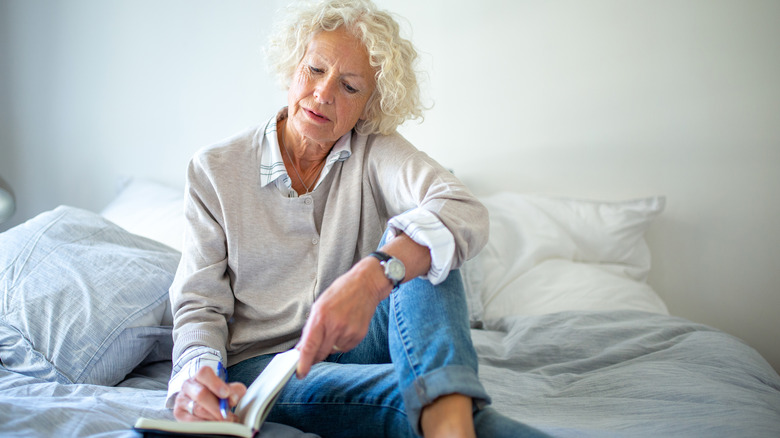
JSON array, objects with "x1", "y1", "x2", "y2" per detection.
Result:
[
  {"x1": 476, "y1": 311, "x2": 780, "y2": 437},
  {"x1": 2, "y1": 310, "x2": 779, "y2": 437},
  {"x1": 0, "y1": 361, "x2": 316, "y2": 437}
]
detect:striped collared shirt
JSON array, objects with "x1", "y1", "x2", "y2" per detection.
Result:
[{"x1": 259, "y1": 114, "x2": 351, "y2": 198}]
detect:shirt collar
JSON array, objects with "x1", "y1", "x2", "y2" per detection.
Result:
[{"x1": 259, "y1": 110, "x2": 353, "y2": 189}]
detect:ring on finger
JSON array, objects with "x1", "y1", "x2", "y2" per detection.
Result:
[
  {"x1": 332, "y1": 345, "x2": 341, "y2": 352},
  {"x1": 186, "y1": 399, "x2": 196, "y2": 416}
]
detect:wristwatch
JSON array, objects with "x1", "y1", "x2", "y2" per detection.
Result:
[{"x1": 369, "y1": 251, "x2": 406, "y2": 291}]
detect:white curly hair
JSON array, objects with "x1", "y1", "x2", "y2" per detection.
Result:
[{"x1": 266, "y1": 0, "x2": 424, "y2": 135}]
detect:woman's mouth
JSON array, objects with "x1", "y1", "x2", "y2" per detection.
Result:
[{"x1": 305, "y1": 108, "x2": 330, "y2": 122}]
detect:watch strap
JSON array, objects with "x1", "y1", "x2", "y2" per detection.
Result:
[
  {"x1": 368, "y1": 251, "x2": 392, "y2": 263},
  {"x1": 368, "y1": 251, "x2": 402, "y2": 289}
]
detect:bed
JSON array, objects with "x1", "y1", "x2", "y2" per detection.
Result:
[{"x1": 2, "y1": 178, "x2": 779, "y2": 437}]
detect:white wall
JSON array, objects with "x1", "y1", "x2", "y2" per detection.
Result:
[
  {"x1": 0, "y1": 0, "x2": 288, "y2": 210},
  {"x1": 2, "y1": 1, "x2": 779, "y2": 372}
]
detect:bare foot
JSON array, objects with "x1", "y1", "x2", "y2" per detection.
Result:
[{"x1": 420, "y1": 394, "x2": 476, "y2": 438}]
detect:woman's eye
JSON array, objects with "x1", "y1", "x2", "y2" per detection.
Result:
[
  {"x1": 343, "y1": 82, "x2": 358, "y2": 94},
  {"x1": 308, "y1": 65, "x2": 324, "y2": 74}
]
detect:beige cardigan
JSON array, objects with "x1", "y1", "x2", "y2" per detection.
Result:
[{"x1": 170, "y1": 121, "x2": 488, "y2": 367}]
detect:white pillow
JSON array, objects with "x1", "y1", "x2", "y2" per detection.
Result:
[
  {"x1": 99, "y1": 181, "x2": 667, "y2": 321},
  {"x1": 463, "y1": 192, "x2": 668, "y2": 323},
  {"x1": 101, "y1": 178, "x2": 186, "y2": 251}
]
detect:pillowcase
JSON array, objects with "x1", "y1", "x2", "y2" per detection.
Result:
[
  {"x1": 0, "y1": 206, "x2": 179, "y2": 386},
  {"x1": 463, "y1": 192, "x2": 668, "y2": 323},
  {"x1": 97, "y1": 180, "x2": 667, "y2": 324},
  {"x1": 101, "y1": 177, "x2": 186, "y2": 251}
]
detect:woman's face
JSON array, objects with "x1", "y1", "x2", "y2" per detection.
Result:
[{"x1": 287, "y1": 27, "x2": 376, "y2": 147}]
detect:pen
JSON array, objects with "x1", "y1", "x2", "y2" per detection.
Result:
[{"x1": 217, "y1": 362, "x2": 229, "y2": 420}]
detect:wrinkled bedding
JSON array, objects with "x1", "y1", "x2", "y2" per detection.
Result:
[
  {"x1": 2, "y1": 310, "x2": 779, "y2": 437},
  {"x1": 475, "y1": 311, "x2": 780, "y2": 437},
  {"x1": 0, "y1": 360, "x2": 314, "y2": 437},
  {"x1": 2, "y1": 203, "x2": 779, "y2": 436}
]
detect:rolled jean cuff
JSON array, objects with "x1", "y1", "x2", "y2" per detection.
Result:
[{"x1": 402, "y1": 364, "x2": 491, "y2": 435}]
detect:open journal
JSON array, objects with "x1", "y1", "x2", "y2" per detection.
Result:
[{"x1": 133, "y1": 349, "x2": 301, "y2": 438}]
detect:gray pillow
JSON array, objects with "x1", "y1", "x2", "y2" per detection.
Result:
[{"x1": 0, "y1": 206, "x2": 179, "y2": 386}]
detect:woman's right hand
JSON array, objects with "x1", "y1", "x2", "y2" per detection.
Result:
[{"x1": 173, "y1": 365, "x2": 247, "y2": 422}]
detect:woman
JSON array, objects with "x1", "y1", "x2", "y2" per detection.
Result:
[{"x1": 167, "y1": 1, "x2": 548, "y2": 437}]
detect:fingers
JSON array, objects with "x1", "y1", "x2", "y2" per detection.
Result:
[
  {"x1": 174, "y1": 393, "x2": 206, "y2": 422},
  {"x1": 227, "y1": 382, "x2": 247, "y2": 407},
  {"x1": 173, "y1": 367, "x2": 247, "y2": 422},
  {"x1": 196, "y1": 366, "x2": 231, "y2": 401},
  {"x1": 177, "y1": 379, "x2": 223, "y2": 422},
  {"x1": 296, "y1": 304, "x2": 365, "y2": 379},
  {"x1": 297, "y1": 314, "x2": 345, "y2": 378},
  {"x1": 296, "y1": 317, "x2": 324, "y2": 379},
  {"x1": 296, "y1": 260, "x2": 384, "y2": 378},
  {"x1": 175, "y1": 394, "x2": 243, "y2": 423}
]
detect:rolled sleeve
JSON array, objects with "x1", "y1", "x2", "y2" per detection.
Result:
[
  {"x1": 387, "y1": 208, "x2": 455, "y2": 285},
  {"x1": 166, "y1": 346, "x2": 224, "y2": 409}
]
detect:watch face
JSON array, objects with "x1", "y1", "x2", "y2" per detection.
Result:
[{"x1": 386, "y1": 258, "x2": 405, "y2": 283}]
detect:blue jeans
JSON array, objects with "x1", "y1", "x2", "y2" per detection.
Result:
[{"x1": 229, "y1": 240, "x2": 550, "y2": 437}]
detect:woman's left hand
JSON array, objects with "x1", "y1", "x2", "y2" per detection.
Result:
[
  {"x1": 296, "y1": 232, "x2": 431, "y2": 378},
  {"x1": 295, "y1": 257, "x2": 390, "y2": 378}
]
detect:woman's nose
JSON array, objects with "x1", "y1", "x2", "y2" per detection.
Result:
[{"x1": 314, "y1": 77, "x2": 336, "y2": 104}]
